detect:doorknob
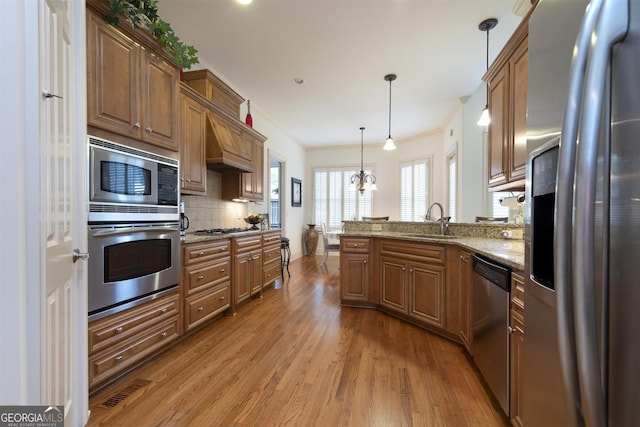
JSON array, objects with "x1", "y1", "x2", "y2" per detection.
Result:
[{"x1": 72, "y1": 249, "x2": 90, "y2": 263}]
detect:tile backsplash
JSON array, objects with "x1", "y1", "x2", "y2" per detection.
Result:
[{"x1": 182, "y1": 171, "x2": 249, "y2": 231}]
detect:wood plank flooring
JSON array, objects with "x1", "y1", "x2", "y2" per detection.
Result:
[{"x1": 87, "y1": 256, "x2": 509, "y2": 427}]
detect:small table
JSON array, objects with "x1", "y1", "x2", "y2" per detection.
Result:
[{"x1": 281, "y1": 237, "x2": 291, "y2": 279}]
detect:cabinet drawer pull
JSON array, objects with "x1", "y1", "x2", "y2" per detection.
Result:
[
  {"x1": 115, "y1": 327, "x2": 123, "y2": 333},
  {"x1": 220, "y1": 269, "x2": 225, "y2": 273},
  {"x1": 115, "y1": 355, "x2": 123, "y2": 362},
  {"x1": 221, "y1": 247, "x2": 228, "y2": 251},
  {"x1": 132, "y1": 122, "x2": 140, "y2": 129},
  {"x1": 197, "y1": 275, "x2": 204, "y2": 280},
  {"x1": 219, "y1": 296, "x2": 225, "y2": 301},
  {"x1": 160, "y1": 332, "x2": 167, "y2": 338},
  {"x1": 198, "y1": 306, "x2": 204, "y2": 311},
  {"x1": 198, "y1": 251, "x2": 205, "y2": 256},
  {"x1": 145, "y1": 127, "x2": 153, "y2": 133},
  {"x1": 160, "y1": 308, "x2": 167, "y2": 314}
]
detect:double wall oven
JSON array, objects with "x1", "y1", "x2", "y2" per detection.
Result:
[{"x1": 87, "y1": 136, "x2": 180, "y2": 320}]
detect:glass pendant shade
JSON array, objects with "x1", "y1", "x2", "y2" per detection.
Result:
[
  {"x1": 383, "y1": 137, "x2": 396, "y2": 151},
  {"x1": 477, "y1": 106, "x2": 490, "y2": 126}
]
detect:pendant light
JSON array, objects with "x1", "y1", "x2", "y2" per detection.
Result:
[
  {"x1": 350, "y1": 127, "x2": 377, "y2": 195},
  {"x1": 477, "y1": 18, "x2": 498, "y2": 127},
  {"x1": 383, "y1": 73, "x2": 397, "y2": 150}
]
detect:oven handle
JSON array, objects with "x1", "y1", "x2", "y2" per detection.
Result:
[{"x1": 91, "y1": 225, "x2": 179, "y2": 237}]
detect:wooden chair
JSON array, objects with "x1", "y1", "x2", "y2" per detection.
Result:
[
  {"x1": 321, "y1": 222, "x2": 340, "y2": 266},
  {"x1": 362, "y1": 216, "x2": 389, "y2": 220}
]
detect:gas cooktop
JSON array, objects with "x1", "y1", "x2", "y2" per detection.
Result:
[{"x1": 194, "y1": 228, "x2": 248, "y2": 234}]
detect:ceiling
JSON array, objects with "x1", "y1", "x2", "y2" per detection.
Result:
[{"x1": 158, "y1": 0, "x2": 528, "y2": 148}]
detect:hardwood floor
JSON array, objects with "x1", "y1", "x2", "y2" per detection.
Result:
[{"x1": 87, "y1": 256, "x2": 509, "y2": 426}]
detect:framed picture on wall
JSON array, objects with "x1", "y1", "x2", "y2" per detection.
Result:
[{"x1": 291, "y1": 177, "x2": 302, "y2": 207}]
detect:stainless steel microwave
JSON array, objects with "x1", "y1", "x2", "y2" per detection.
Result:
[{"x1": 88, "y1": 136, "x2": 179, "y2": 223}]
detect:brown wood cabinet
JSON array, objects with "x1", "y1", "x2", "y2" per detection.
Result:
[
  {"x1": 232, "y1": 234, "x2": 263, "y2": 311},
  {"x1": 339, "y1": 238, "x2": 372, "y2": 305},
  {"x1": 484, "y1": 13, "x2": 530, "y2": 191},
  {"x1": 181, "y1": 239, "x2": 231, "y2": 332},
  {"x1": 86, "y1": 9, "x2": 179, "y2": 151},
  {"x1": 510, "y1": 271, "x2": 525, "y2": 427},
  {"x1": 88, "y1": 292, "x2": 180, "y2": 389},
  {"x1": 458, "y1": 250, "x2": 474, "y2": 352},
  {"x1": 182, "y1": 69, "x2": 245, "y2": 118},
  {"x1": 262, "y1": 231, "x2": 282, "y2": 289},
  {"x1": 221, "y1": 132, "x2": 265, "y2": 202},
  {"x1": 179, "y1": 87, "x2": 207, "y2": 195},
  {"x1": 379, "y1": 240, "x2": 447, "y2": 330}
]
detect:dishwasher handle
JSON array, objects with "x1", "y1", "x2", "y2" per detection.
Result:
[{"x1": 472, "y1": 254, "x2": 511, "y2": 292}]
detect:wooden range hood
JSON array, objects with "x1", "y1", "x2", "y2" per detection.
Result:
[{"x1": 205, "y1": 110, "x2": 255, "y2": 174}]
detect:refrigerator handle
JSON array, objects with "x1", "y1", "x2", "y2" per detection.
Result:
[
  {"x1": 555, "y1": 1, "x2": 605, "y2": 425},
  {"x1": 574, "y1": 0, "x2": 629, "y2": 426}
]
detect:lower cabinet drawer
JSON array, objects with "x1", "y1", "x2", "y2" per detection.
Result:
[
  {"x1": 184, "y1": 284, "x2": 231, "y2": 331},
  {"x1": 263, "y1": 262, "x2": 281, "y2": 286},
  {"x1": 186, "y1": 258, "x2": 230, "y2": 295},
  {"x1": 89, "y1": 317, "x2": 179, "y2": 388}
]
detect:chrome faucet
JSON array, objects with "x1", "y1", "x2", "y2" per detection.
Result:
[{"x1": 426, "y1": 202, "x2": 450, "y2": 235}]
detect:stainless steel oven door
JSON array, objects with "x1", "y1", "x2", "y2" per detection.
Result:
[{"x1": 88, "y1": 222, "x2": 180, "y2": 317}]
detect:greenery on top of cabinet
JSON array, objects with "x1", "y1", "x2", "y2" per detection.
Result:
[{"x1": 105, "y1": 0, "x2": 199, "y2": 69}]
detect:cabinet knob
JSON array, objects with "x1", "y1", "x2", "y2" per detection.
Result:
[
  {"x1": 219, "y1": 296, "x2": 225, "y2": 301},
  {"x1": 145, "y1": 127, "x2": 153, "y2": 133},
  {"x1": 198, "y1": 306, "x2": 204, "y2": 311},
  {"x1": 160, "y1": 308, "x2": 167, "y2": 314},
  {"x1": 115, "y1": 355, "x2": 123, "y2": 362},
  {"x1": 363, "y1": 260, "x2": 367, "y2": 264},
  {"x1": 410, "y1": 268, "x2": 414, "y2": 273},
  {"x1": 221, "y1": 247, "x2": 228, "y2": 251},
  {"x1": 220, "y1": 269, "x2": 225, "y2": 273},
  {"x1": 402, "y1": 267, "x2": 406, "y2": 271},
  {"x1": 197, "y1": 275, "x2": 204, "y2": 280},
  {"x1": 198, "y1": 251, "x2": 205, "y2": 256},
  {"x1": 508, "y1": 326, "x2": 516, "y2": 334},
  {"x1": 116, "y1": 327, "x2": 123, "y2": 333},
  {"x1": 132, "y1": 122, "x2": 140, "y2": 129},
  {"x1": 160, "y1": 332, "x2": 167, "y2": 338}
]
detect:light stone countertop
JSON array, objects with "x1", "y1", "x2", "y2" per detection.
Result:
[
  {"x1": 180, "y1": 229, "x2": 277, "y2": 245},
  {"x1": 341, "y1": 231, "x2": 525, "y2": 271}
]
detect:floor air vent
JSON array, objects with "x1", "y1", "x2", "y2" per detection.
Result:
[{"x1": 98, "y1": 379, "x2": 152, "y2": 409}]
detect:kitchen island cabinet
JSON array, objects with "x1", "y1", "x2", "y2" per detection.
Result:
[
  {"x1": 339, "y1": 238, "x2": 372, "y2": 306},
  {"x1": 86, "y1": 7, "x2": 179, "y2": 151},
  {"x1": 262, "y1": 231, "x2": 282, "y2": 289},
  {"x1": 379, "y1": 240, "x2": 447, "y2": 331}
]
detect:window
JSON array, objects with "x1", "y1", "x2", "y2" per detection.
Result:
[
  {"x1": 492, "y1": 191, "x2": 511, "y2": 218},
  {"x1": 447, "y1": 153, "x2": 457, "y2": 222},
  {"x1": 314, "y1": 167, "x2": 373, "y2": 228},
  {"x1": 400, "y1": 158, "x2": 430, "y2": 221}
]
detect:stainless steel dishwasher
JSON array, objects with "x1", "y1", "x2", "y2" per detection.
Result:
[{"x1": 472, "y1": 254, "x2": 511, "y2": 417}]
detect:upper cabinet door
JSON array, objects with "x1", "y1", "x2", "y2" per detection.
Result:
[
  {"x1": 509, "y1": 37, "x2": 529, "y2": 183},
  {"x1": 86, "y1": 10, "x2": 140, "y2": 139},
  {"x1": 488, "y1": 66, "x2": 509, "y2": 188},
  {"x1": 141, "y1": 50, "x2": 179, "y2": 150}
]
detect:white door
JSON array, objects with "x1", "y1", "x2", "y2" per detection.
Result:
[{"x1": 40, "y1": 0, "x2": 87, "y2": 424}]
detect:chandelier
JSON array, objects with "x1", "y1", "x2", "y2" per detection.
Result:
[{"x1": 350, "y1": 127, "x2": 377, "y2": 195}]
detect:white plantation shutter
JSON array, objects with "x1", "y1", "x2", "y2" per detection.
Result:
[
  {"x1": 448, "y1": 154, "x2": 457, "y2": 222},
  {"x1": 314, "y1": 167, "x2": 374, "y2": 226},
  {"x1": 400, "y1": 159, "x2": 430, "y2": 221}
]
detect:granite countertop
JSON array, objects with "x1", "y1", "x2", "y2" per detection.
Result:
[
  {"x1": 181, "y1": 229, "x2": 279, "y2": 245},
  {"x1": 341, "y1": 231, "x2": 525, "y2": 271}
]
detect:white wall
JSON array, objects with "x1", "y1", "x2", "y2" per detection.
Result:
[
  {"x1": 306, "y1": 131, "x2": 444, "y2": 221},
  {"x1": 244, "y1": 106, "x2": 307, "y2": 260},
  {"x1": 441, "y1": 83, "x2": 490, "y2": 222}
]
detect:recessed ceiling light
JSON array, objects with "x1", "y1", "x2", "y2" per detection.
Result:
[
  {"x1": 293, "y1": 78, "x2": 305, "y2": 85},
  {"x1": 236, "y1": 0, "x2": 253, "y2": 5}
]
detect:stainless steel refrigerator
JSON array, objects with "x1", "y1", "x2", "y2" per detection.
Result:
[{"x1": 525, "y1": 0, "x2": 639, "y2": 426}]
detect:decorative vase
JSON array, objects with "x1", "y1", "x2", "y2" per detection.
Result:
[{"x1": 303, "y1": 224, "x2": 319, "y2": 256}]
